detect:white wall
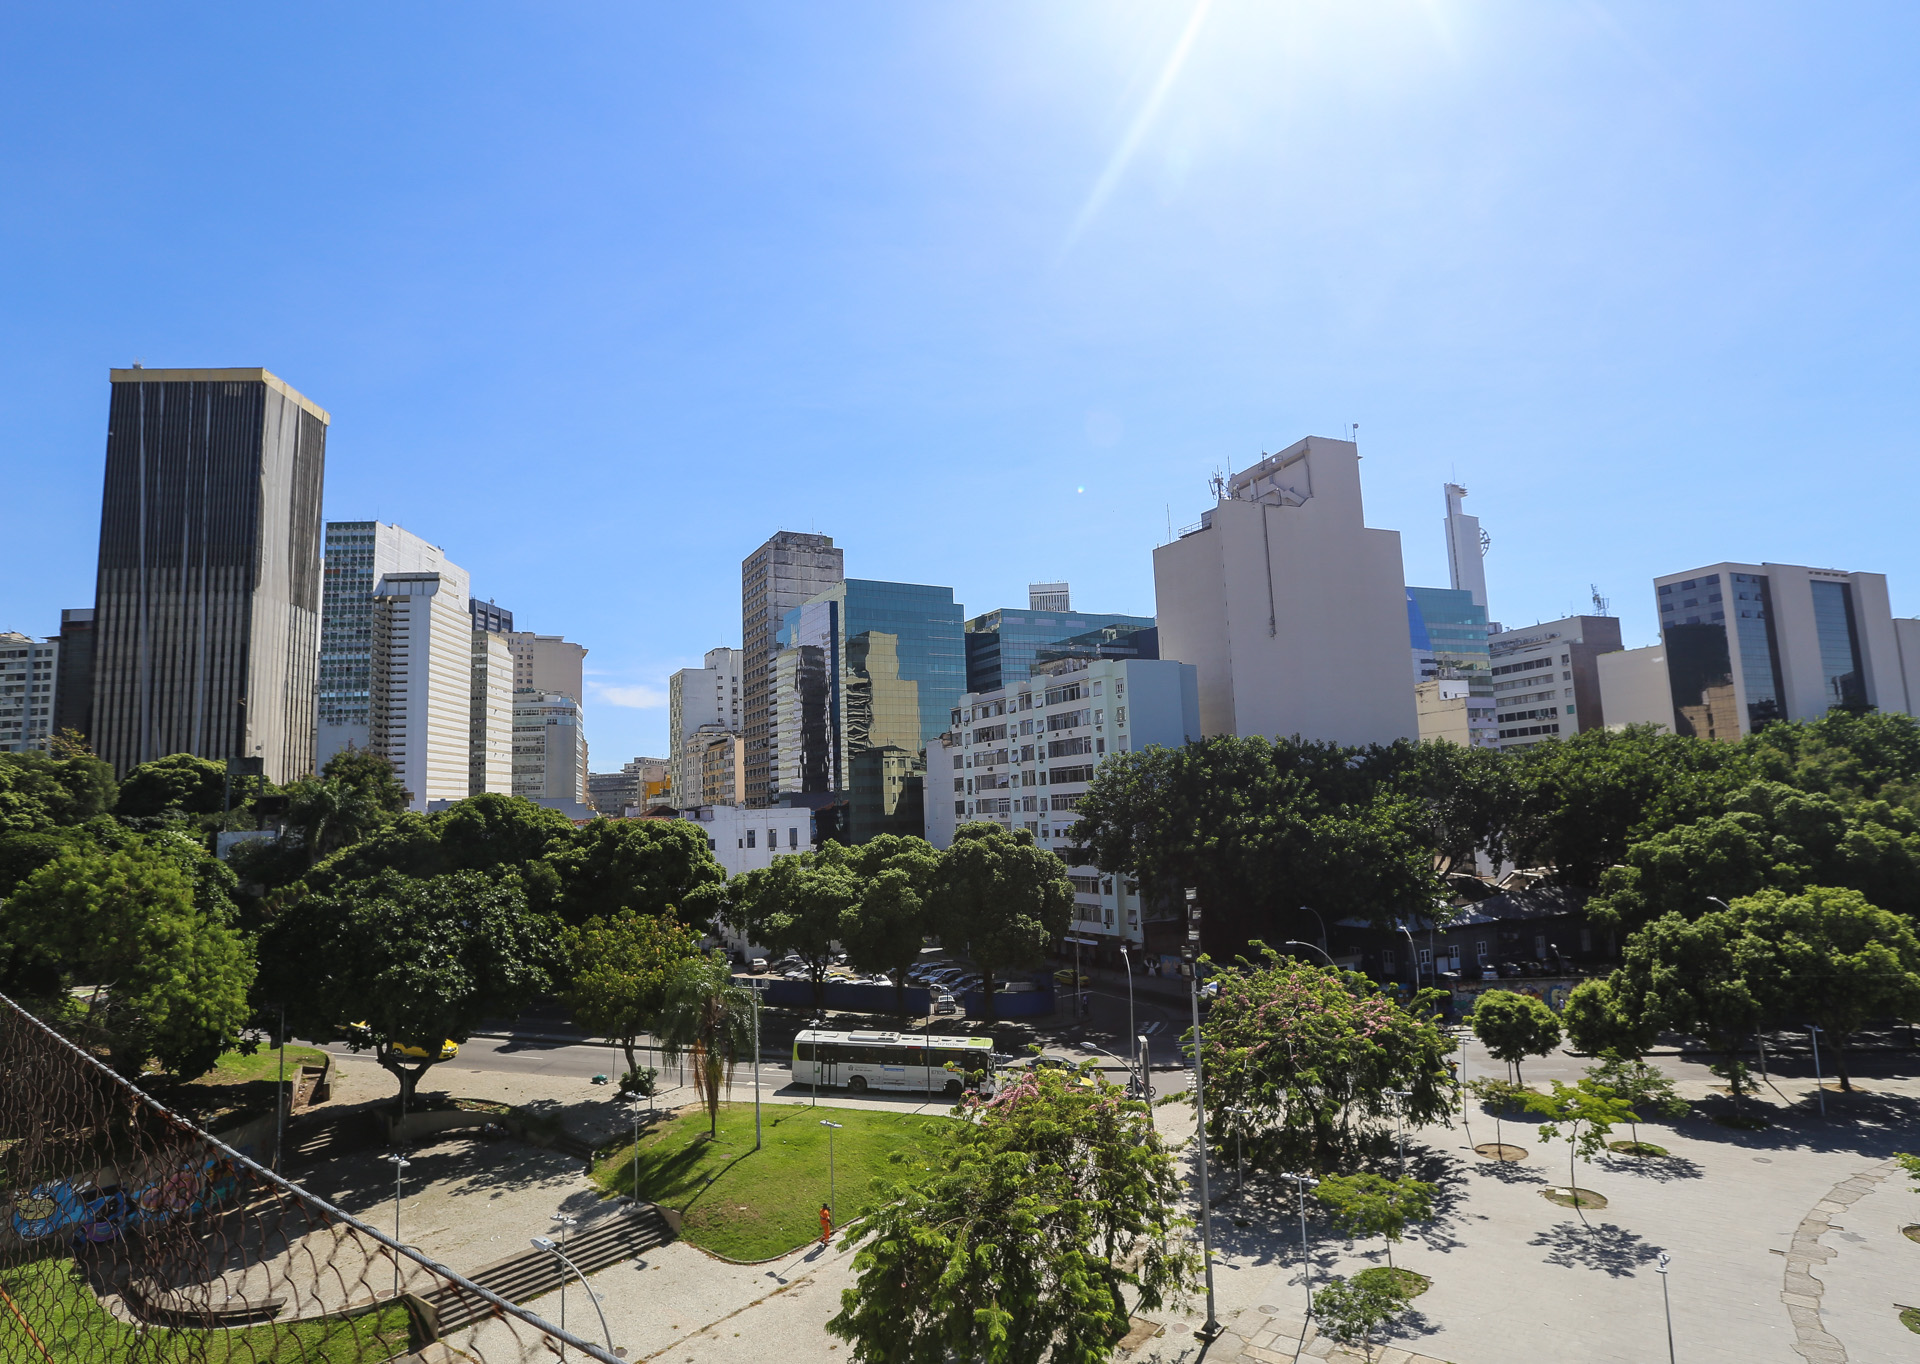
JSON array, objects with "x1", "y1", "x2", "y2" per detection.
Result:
[
  {"x1": 1597, "y1": 646, "x2": 1672, "y2": 731},
  {"x1": 374, "y1": 572, "x2": 473, "y2": 810},
  {"x1": 1154, "y1": 437, "x2": 1416, "y2": 748}
]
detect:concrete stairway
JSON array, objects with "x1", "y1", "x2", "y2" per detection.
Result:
[{"x1": 421, "y1": 1203, "x2": 674, "y2": 1336}]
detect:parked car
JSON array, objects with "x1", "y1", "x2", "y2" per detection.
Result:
[
  {"x1": 1053, "y1": 968, "x2": 1089, "y2": 987},
  {"x1": 344, "y1": 1023, "x2": 458, "y2": 1062},
  {"x1": 750, "y1": 957, "x2": 768, "y2": 974},
  {"x1": 930, "y1": 991, "x2": 958, "y2": 1015}
]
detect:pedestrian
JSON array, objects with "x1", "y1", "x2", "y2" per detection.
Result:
[{"x1": 820, "y1": 1202, "x2": 832, "y2": 1246}]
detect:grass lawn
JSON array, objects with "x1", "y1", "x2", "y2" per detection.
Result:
[
  {"x1": 593, "y1": 1102, "x2": 952, "y2": 1261},
  {"x1": 0, "y1": 1257, "x2": 415, "y2": 1362},
  {"x1": 192, "y1": 1045, "x2": 330, "y2": 1088}
]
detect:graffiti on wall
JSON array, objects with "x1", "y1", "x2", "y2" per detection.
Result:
[{"x1": 1450, "y1": 978, "x2": 1579, "y2": 1016}]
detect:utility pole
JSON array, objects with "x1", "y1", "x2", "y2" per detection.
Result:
[{"x1": 1184, "y1": 887, "x2": 1220, "y2": 1340}]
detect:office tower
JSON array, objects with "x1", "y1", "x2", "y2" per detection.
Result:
[
  {"x1": 926, "y1": 655, "x2": 1199, "y2": 940},
  {"x1": 1443, "y1": 483, "x2": 1489, "y2": 608},
  {"x1": 1486, "y1": 615, "x2": 1623, "y2": 748},
  {"x1": 51, "y1": 609, "x2": 94, "y2": 747},
  {"x1": 1899, "y1": 619, "x2": 1920, "y2": 715},
  {"x1": 1406, "y1": 586, "x2": 1492, "y2": 681},
  {"x1": 469, "y1": 598, "x2": 513, "y2": 634},
  {"x1": 771, "y1": 578, "x2": 965, "y2": 842},
  {"x1": 693, "y1": 726, "x2": 746, "y2": 805},
  {"x1": 367, "y1": 571, "x2": 474, "y2": 810},
  {"x1": 469, "y1": 631, "x2": 512, "y2": 795},
  {"x1": 1153, "y1": 436, "x2": 1417, "y2": 747},
  {"x1": 513, "y1": 692, "x2": 589, "y2": 807},
  {"x1": 1655, "y1": 562, "x2": 1909, "y2": 740},
  {"x1": 0, "y1": 633, "x2": 58, "y2": 754},
  {"x1": 318, "y1": 522, "x2": 460, "y2": 767},
  {"x1": 742, "y1": 532, "x2": 843, "y2": 808},
  {"x1": 90, "y1": 367, "x2": 327, "y2": 782},
  {"x1": 667, "y1": 647, "x2": 743, "y2": 805},
  {"x1": 962, "y1": 583, "x2": 1155, "y2": 694},
  {"x1": 506, "y1": 633, "x2": 587, "y2": 703}
]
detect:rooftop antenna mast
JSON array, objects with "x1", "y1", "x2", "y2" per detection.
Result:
[
  {"x1": 1207, "y1": 467, "x2": 1227, "y2": 501},
  {"x1": 1590, "y1": 584, "x2": 1611, "y2": 616}
]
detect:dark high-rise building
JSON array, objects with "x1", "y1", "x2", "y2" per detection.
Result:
[
  {"x1": 470, "y1": 598, "x2": 513, "y2": 633},
  {"x1": 741, "y1": 531, "x2": 842, "y2": 807},
  {"x1": 91, "y1": 367, "x2": 328, "y2": 782},
  {"x1": 51, "y1": 608, "x2": 96, "y2": 747}
]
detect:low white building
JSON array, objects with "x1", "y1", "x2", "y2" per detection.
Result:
[
  {"x1": 925, "y1": 655, "x2": 1199, "y2": 947},
  {"x1": 1598, "y1": 645, "x2": 1674, "y2": 731},
  {"x1": 0, "y1": 632, "x2": 57, "y2": 754},
  {"x1": 676, "y1": 803, "x2": 815, "y2": 877},
  {"x1": 1486, "y1": 615, "x2": 1623, "y2": 749}
]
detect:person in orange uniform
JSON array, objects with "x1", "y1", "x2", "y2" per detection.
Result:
[{"x1": 819, "y1": 1202, "x2": 833, "y2": 1246}]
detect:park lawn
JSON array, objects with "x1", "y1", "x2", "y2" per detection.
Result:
[
  {"x1": 593, "y1": 1102, "x2": 952, "y2": 1261},
  {"x1": 192, "y1": 1044, "x2": 330, "y2": 1087},
  {"x1": 0, "y1": 1257, "x2": 415, "y2": 1362}
]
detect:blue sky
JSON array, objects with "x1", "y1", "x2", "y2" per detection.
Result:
[{"x1": 6, "y1": 3, "x2": 1918, "y2": 764}]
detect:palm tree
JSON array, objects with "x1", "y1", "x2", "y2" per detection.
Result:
[{"x1": 657, "y1": 952, "x2": 757, "y2": 1138}]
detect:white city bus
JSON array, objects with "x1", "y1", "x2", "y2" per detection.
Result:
[{"x1": 791, "y1": 1029, "x2": 995, "y2": 1096}]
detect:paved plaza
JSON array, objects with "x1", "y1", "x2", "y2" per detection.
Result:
[{"x1": 311, "y1": 1031, "x2": 1920, "y2": 1363}]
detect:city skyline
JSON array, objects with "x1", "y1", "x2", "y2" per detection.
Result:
[{"x1": 7, "y1": 6, "x2": 1920, "y2": 762}]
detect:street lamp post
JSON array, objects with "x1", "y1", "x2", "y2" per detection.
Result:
[
  {"x1": 1118, "y1": 944, "x2": 1139, "y2": 1095},
  {"x1": 1398, "y1": 924, "x2": 1418, "y2": 992},
  {"x1": 275, "y1": 1005, "x2": 287, "y2": 1173},
  {"x1": 1183, "y1": 888, "x2": 1220, "y2": 1340},
  {"x1": 1300, "y1": 905, "x2": 1327, "y2": 955},
  {"x1": 752, "y1": 982, "x2": 763, "y2": 1151},
  {"x1": 1386, "y1": 1089, "x2": 1411, "y2": 1177},
  {"x1": 1279, "y1": 1172, "x2": 1318, "y2": 1348},
  {"x1": 820, "y1": 1120, "x2": 843, "y2": 1224},
  {"x1": 549, "y1": 1214, "x2": 578, "y2": 1356},
  {"x1": 1808, "y1": 1025, "x2": 1826, "y2": 1118},
  {"x1": 531, "y1": 1236, "x2": 616, "y2": 1360},
  {"x1": 1283, "y1": 940, "x2": 1334, "y2": 968},
  {"x1": 626, "y1": 1095, "x2": 643, "y2": 1207},
  {"x1": 1655, "y1": 1252, "x2": 1675, "y2": 1364},
  {"x1": 387, "y1": 1153, "x2": 410, "y2": 1298}
]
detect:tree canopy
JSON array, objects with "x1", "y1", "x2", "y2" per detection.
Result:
[
  {"x1": 927, "y1": 823, "x2": 1072, "y2": 1017},
  {"x1": 114, "y1": 753, "x2": 228, "y2": 820},
  {"x1": 561, "y1": 908, "x2": 703, "y2": 1080},
  {"x1": 1469, "y1": 990, "x2": 1563, "y2": 1085}
]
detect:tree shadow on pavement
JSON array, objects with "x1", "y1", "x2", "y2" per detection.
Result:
[
  {"x1": 1528, "y1": 1220, "x2": 1665, "y2": 1277},
  {"x1": 1469, "y1": 1158, "x2": 1548, "y2": 1186},
  {"x1": 1596, "y1": 1150, "x2": 1704, "y2": 1182}
]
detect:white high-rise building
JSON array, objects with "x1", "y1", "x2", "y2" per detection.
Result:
[
  {"x1": 1443, "y1": 483, "x2": 1488, "y2": 609},
  {"x1": 319, "y1": 522, "x2": 459, "y2": 768},
  {"x1": 0, "y1": 632, "x2": 58, "y2": 754},
  {"x1": 667, "y1": 647, "x2": 743, "y2": 806},
  {"x1": 469, "y1": 631, "x2": 513, "y2": 795},
  {"x1": 369, "y1": 571, "x2": 475, "y2": 810},
  {"x1": 507, "y1": 633, "x2": 587, "y2": 704},
  {"x1": 514, "y1": 692, "x2": 589, "y2": 808},
  {"x1": 1153, "y1": 436, "x2": 1417, "y2": 747}
]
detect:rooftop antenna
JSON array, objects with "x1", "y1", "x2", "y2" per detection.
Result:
[
  {"x1": 1590, "y1": 584, "x2": 1611, "y2": 616},
  {"x1": 1207, "y1": 468, "x2": 1227, "y2": 501}
]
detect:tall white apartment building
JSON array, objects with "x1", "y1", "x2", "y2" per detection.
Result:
[
  {"x1": 667, "y1": 647, "x2": 743, "y2": 805},
  {"x1": 925, "y1": 655, "x2": 1199, "y2": 946},
  {"x1": 1154, "y1": 437, "x2": 1417, "y2": 747},
  {"x1": 469, "y1": 631, "x2": 513, "y2": 795},
  {"x1": 0, "y1": 632, "x2": 58, "y2": 754},
  {"x1": 514, "y1": 692, "x2": 589, "y2": 806},
  {"x1": 507, "y1": 633, "x2": 587, "y2": 704},
  {"x1": 370, "y1": 571, "x2": 476, "y2": 810},
  {"x1": 1655, "y1": 561, "x2": 1911, "y2": 740},
  {"x1": 1443, "y1": 483, "x2": 1489, "y2": 610},
  {"x1": 319, "y1": 522, "x2": 458, "y2": 767},
  {"x1": 1486, "y1": 614, "x2": 1623, "y2": 749}
]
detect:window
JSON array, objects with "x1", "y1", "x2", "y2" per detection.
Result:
[
  {"x1": 1475, "y1": 940, "x2": 1488, "y2": 962},
  {"x1": 955, "y1": 801, "x2": 966, "y2": 816},
  {"x1": 1115, "y1": 706, "x2": 1127, "y2": 725},
  {"x1": 789, "y1": 827, "x2": 799, "y2": 849},
  {"x1": 954, "y1": 778, "x2": 964, "y2": 792},
  {"x1": 746, "y1": 829, "x2": 756, "y2": 848},
  {"x1": 1050, "y1": 793, "x2": 1080, "y2": 812},
  {"x1": 1091, "y1": 681, "x2": 1102, "y2": 696}
]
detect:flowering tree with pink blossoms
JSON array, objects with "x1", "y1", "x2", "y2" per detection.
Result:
[{"x1": 1190, "y1": 950, "x2": 1456, "y2": 1170}]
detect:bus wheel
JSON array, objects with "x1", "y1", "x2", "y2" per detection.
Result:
[
  {"x1": 944, "y1": 1079, "x2": 962, "y2": 1097},
  {"x1": 849, "y1": 1075, "x2": 868, "y2": 1094}
]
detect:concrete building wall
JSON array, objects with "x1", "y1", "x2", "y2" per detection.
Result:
[
  {"x1": 676, "y1": 804, "x2": 813, "y2": 878},
  {"x1": 1597, "y1": 645, "x2": 1672, "y2": 731},
  {"x1": 668, "y1": 647, "x2": 742, "y2": 806},
  {"x1": 0, "y1": 633, "x2": 57, "y2": 754},
  {"x1": 1415, "y1": 678, "x2": 1473, "y2": 748},
  {"x1": 742, "y1": 532, "x2": 843, "y2": 808},
  {"x1": 1487, "y1": 614, "x2": 1623, "y2": 748},
  {"x1": 468, "y1": 631, "x2": 512, "y2": 795},
  {"x1": 1897, "y1": 619, "x2": 1920, "y2": 717},
  {"x1": 1154, "y1": 437, "x2": 1415, "y2": 748},
  {"x1": 506, "y1": 633, "x2": 587, "y2": 704},
  {"x1": 52, "y1": 609, "x2": 94, "y2": 749},
  {"x1": 513, "y1": 692, "x2": 588, "y2": 804}
]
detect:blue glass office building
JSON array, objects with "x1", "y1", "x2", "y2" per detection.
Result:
[
  {"x1": 1406, "y1": 586, "x2": 1491, "y2": 679},
  {"x1": 776, "y1": 579, "x2": 965, "y2": 842},
  {"x1": 964, "y1": 607, "x2": 1156, "y2": 693}
]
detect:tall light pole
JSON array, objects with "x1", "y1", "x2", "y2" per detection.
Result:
[
  {"x1": 1279, "y1": 1171, "x2": 1318, "y2": 1352},
  {"x1": 275, "y1": 1005, "x2": 287, "y2": 1173},
  {"x1": 1655, "y1": 1251, "x2": 1675, "y2": 1364},
  {"x1": 625, "y1": 1094, "x2": 643, "y2": 1207},
  {"x1": 1386, "y1": 1089, "x2": 1411, "y2": 1177},
  {"x1": 1284, "y1": 940, "x2": 1334, "y2": 968},
  {"x1": 1807, "y1": 1025, "x2": 1826, "y2": 1118},
  {"x1": 1118, "y1": 944, "x2": 1139, "y2": 1094},
  {"x1": 1300, "y1": 905, "x2": 1327, "y2": 955},
  {"x1": 387, "y1": 1153, "x2": 410, "y2": 1298},
  {"x1": 549, "y1": 1213, "x2": 578, "y2": 1356},
  {"x1": 1398, "y1": 924, "x2": 1418, "y2": 992},
  {"x1": 820, "y1": 1120, "x2": 843, "y2": 1223},
  {"x1": 1183, "y1": 887, "x2": 1220, "y2": 1340},
  {"x1": 751, "y1": 982, "x2": 763, "y2": 1151},
  {"x1": 531, "y1": 1236, "x2": 615, "y2": 1359}
]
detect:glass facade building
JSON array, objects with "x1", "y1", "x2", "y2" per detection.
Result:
[
  {"x1": 1659, "y1": 569, "x2": 1783, "y2": 740},
  {"x1": 1406, "y1": 586, "x2": 1491, "y2": 680},
  {"x1": 963, "y1": 608, "x2": 1155, "y2": 694},
  {"x1": 775, "y1": 579, "x2": 965, "y2": 843}
]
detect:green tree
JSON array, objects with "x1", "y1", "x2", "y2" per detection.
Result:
[
  {"x1": 928, "y1": 823, "x2": 1072, "y2": 1019},
  {"x1": 1746, "y1": 710, "x2": 1920, "y2": 806},
  {"x1": 545, "y1": 817, "x2": 729, "y2": 928},
  {"x1": 1585, "y1": 1053, "x2": 1687, "y2": 1152},
  {"x1": 1313, "y1": 1173, "x2": 1437, "y2": 1269},
  {"x1": 0, "y1": 751, "x2": 117, "y2": 830},
  {"x1": 1469, "y1": 990, "x2": 1562, "y2": 1086},
  {"x1": 1, "y1": 841, "x2": 253, "y2": 1077},
  {"x1": 1561, "y1": 977, "x2": 1656, "y2": 1059},
  {"x1": 1606, "y1": 908, "x2": 1766, "y2": 1102},
  {"x1": 1526, "y1": 1078, "x2": 1640, "y2": 1204},
  {"x1": 258, "y1": 868, "x2": 559, "y2": 1108},
  {"x1": 1190, "y1": 951, "x2": 1456, "y2": 1169},
  {"x1": 725, "y1": 849, "x2": 858, "y2": 1008},
  {"x1": 560, "y1": 909, "x2": 703, "y2": 1081},
  {"x1": 827, "y1": 1066, "x2": 1198, "y2": 1364},
  {"x1": 114, "y1": 753, "x2": 228, "y2": 820},
  {"x1": 1733, "y1": 885, "x2": 1920, "y2": 1090},
  {"x1": 838, "y1": 835, "x2": 939, "y2": 1014},
  {"x1": 656, "y1": 952, "x2": 757, "y2": 1138},
  {"x1": 320, "y1": 744, "x2": 411, "y2": 815},
  {"x1": 1312, "y1": 1268, "x2": 1420, "y2": 1363}
]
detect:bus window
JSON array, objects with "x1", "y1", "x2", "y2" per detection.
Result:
[{"x1": 795, "y1": 1039, "x2": 814, "y2": 1063}]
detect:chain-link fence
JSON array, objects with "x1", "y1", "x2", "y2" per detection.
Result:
[{"x1": 0, "y1": 991, "x2": 626, "y2": 1362}]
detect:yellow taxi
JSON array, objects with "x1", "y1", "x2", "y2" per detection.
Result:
[{"x1": 344, "y1": 1023, "x2": 459, "y2": 1062}]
